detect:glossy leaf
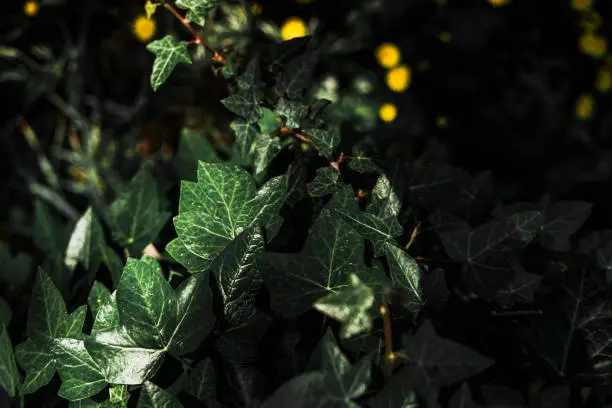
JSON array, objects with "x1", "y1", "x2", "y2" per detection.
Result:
[
  {"x1": 261, "y1": 186, "x2": 365, "y2": 317},
  {"x1": 301, "y1": 127, "x2": 339, "y2": 158},
  {"x1": 334, "y1": 208, "x2": 403, "y2": 257},
  {"x1": 307, "y1": 167, "x2": 342, "y2": 197},
  {"x1": 385, "y1": 243, "x2": 424, "y2": 314},
  {"x1": 137, "y1": 381, "x2": 183, "y2": 408},
  {"x1": 53, "y1": 338, "x2": 106, "y2": 401},
  {"x1": 230, "y1": 119, "x2": 259, "y2": 159},
  {"x1": 221, "y1": 87, "x2": 264, "y2": 124}
]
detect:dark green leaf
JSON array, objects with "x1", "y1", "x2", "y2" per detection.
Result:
[
  {"x1": 368, "y1": 371, "x2": 420, "y2": 408},
  {"x1": 0, "y1": 243, "x2": 33, "y2": 297},
  {"x1": 321, "y1": 334, "x2": 371, "y2": 400},
  {"x1": 106, "y1": 166, "x2": 171, "y2": 255},
  {"x1": 301, "y1": 127, "x2": 339, "y2": 158},
  {"x1": 307, "y1": 167, "x2": 342, "y2": 197},
  {"x1": 314, "y1": 273, "x2": 375, "y2": 339},
  {"x1": 253, "y1": 133, "x2": 283, "y2": 179},
  {"x1": 87, "y1": 281, "x2": 112, "y2": 321},
  {"x1": 53, "y1": 338, "x2": 107, "y2": 401},
  {"x1": 275, "y1": 98, "x2": 307, "y2": 129},
  {"x1": 34, "y1": 198, "x2": 68, "y2": 258},
  {"x1": 174, "y1": 162, "x2": 285, "y2": 266},
  {"x1": 385, "y1": 243, "x2": 423, "y2": 314},
  {"x1": 221, "y1": 88, "x2": 264, "y2": 123},
  {"x1": 146, "y1": 35, "x2": 193, "y2": 91},
  {"x1": 536, "y1": 195, "x2": 593, "y2": 252},
  {"x1": 334, "y1": 208, "x2": 403, "y2": 257},
  {"x1": 260, "y1": 372, "x2": 327, "y2": 408},
  {"x1": 399, "y1": 320, "x2": 494, "y2": 397},
  {"x1": 137, "y1": 381, "x2": 183, "y2": 408},
  {"x1": 261, "y1": 186, "x2": 365, "y2": 317},
  {"x1": 237, "y1": 56, "x2": 263, "y2": 90},
  {"x1": 166, "y1": 238, "x2": 210, "y2": 274},
  {"x1": 0, "y1": 324, "x2": 19, "y2": 397},
  {"x1": 175, "y1": 128, "x2": 221, "y2": 181},
  {"x1": 0, "y1": 297, "x2": 11, "y2": 326},
  {"x1": 185, "y1": 357, "x2": 216, "y2": 403},
  {"x1": 275, "y1": 49, "x2": 319, "y2": 99},
  {"x1": 449, "y1": 382, "x2": 478, "y2": 408},
  {"x1": 230, "y1": 119, "x2": 259, "y2": 159}
]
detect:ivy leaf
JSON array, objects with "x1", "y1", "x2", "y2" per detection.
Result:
[
  {"x1": 174, "y1": 128, "x2": 221, "y2": 181},
  {"x1": 210, "y1": 225, "x2": 264, "y2": 323},
  {"x1": 257, "y1": 107, "x2": 281, "y2": 134},
  {"x1": 399, "y1": 320, "x2": 494, "y2": 399},
  {"x1": 230, "y1": 119, "x2": 259, "y2": 159},
  {"x1": 14, "y1": 269, "x2": 99, "y2": 396},
  {"x1": 0, "y1": 324, "x2": 19, "y2": 397},
  {"x1": 34, "y1": 199, "x2": 69, "y2": 259},
  {"x1": 436, "y1": 210, "x2": 541, "y2": 300},
  {"x1": 174, "y1": 162, "x2": 286, "y2": 266},
  {"x1": 385, "y1": 243, "x2": 424, "y2": 314},
  {"x1": 261, "y1": 372, "x2": 327, "y2": 408},
  {"x1": 493, "y1": 263, "x2": 542, "y2": 306},
  {"x1": 301, "y1": 127, "x2": 339, "y2": 158},
  {"x1": 87, "y1": 281, "x2": 112, "y2": 323},
  {"x1": 166, "y1": 238, "x2": 210, "y2": 274},
  {"x1": 334, "y1": 208, "x2": 403, "y2": 257},
  {"x1": 237, "y1": 57, "x2": 263, "y2": 90},
  {"x1": 368, "y1": 371, "x2": 420, "y2": 408},
  {"x1": 185, "y1": 357, "x2": 217, "y2": 403},
  {"x1": 261, "y1": 186, "x2": 364, "y2": 317},
  {"x1": 307, "y1": 167, "x2": 343, "y2": 197},
  {"x1": 275, "y1": 49, "x2": 320, "y2": 99},
  {"x1": 146, "y1": 35, "x2": 193, "y2": 91},
  {"x1": 221, "y1": 88, "x2": 264, "y2": 124},
  {"x1": 137, "y1": 381, "x2": 183, "y2": 408},
  {"x1": 53, "y1": 338, "x2": 107, "y2": 401},
  {"x1": 110, "y1": 384, "x2": 131, "y2": 406},
  {"x1": 106, "y1": 166, "x2": 171, "y2": 256},
  {"x1": 367, "y1": 172, "x2": 403, "y2": 219},
  {"x1": 313, "y1": 273, "x2": 375, "y2": 339},
  {"x1": 216, "y1": 308, "x2": 272, "y2": 364},
  {"x1": 449, "y1": 382, "x2": 479, "y2": 408},
  {"x1": 320, "y1": 330, "x2": 372, "y2": 400},
  {"x1": 0, "y1": 243, "x2": 34, "y2": 298},
  {"x1": 65, "y1": 207, "x2": 123, "y2": 287},
  {"x1": 275, "y1": 98, "x2": 307, "y2": 129},
  {"x1": 253, "y1": 133, "x2": 283, "y2": 179},
  {"x1": 536, "y1": 195, "x2": 592, "y2": 252}
]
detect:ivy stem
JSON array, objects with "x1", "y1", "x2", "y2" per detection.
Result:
[
  {"x1": 162, "y1": 3, "x2": 224, "y2": 64},
  {"x1": 380, "y1": 301, "x2": 395, "y2": 383}
]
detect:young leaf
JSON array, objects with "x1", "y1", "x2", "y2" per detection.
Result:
[
  {"x1": 106, "y1": 166, "x2": 171, "y2": 255},
  {"x1": 137, "y1": 381, "x2": 183, "y2": 408},
  {"x1": 0, "y1": 324, "x2": 20, "y2": 397},
  {"x1": 146, "y1": 35, "x2": 193, "y2": 91},
  {"x1": 173, "y1": 162, "x2": 286, "y2": 266},
  {"x1": 261, "y1": 186, "x2": 366, "y2": 317},
  {"x1": 313, "y1": 273, "x2": 375, "y2": 339},
  {"x1": 175, "y1": 0, "x2": 218, "y2": 26}
]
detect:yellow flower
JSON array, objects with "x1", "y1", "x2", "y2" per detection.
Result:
[
  {"x1": 375, "y1": 43, "x2": 401, "y2": 69},
  {"x1": 580, "y1": 10, "x2": 601, "y2": 31},
  {"x1": 24, "y1": 1, "x2": 39, "y2": 17},
  {"x1": 133, "y1": 15, "x2": 156, "y2": 43},
  {"x1": 488, "y1": 0, "x2": 509, "y2": 7},
  {"x1": 572, "y1": 0, "x2": 592, "y2": 11},
  {"x1": 251, "y1": 2, "x2": 262, "y2": 16},
  {"x1": 436, "y1": 116, "x2": 449, "y2": 128},
  {"x1": 379, "y1": 103, "x2": 398, "y2": 123},
  {"x1": 579, "y1": 32, "x2": 607, "y2": 58},
  {"x1": 280, "y1": 17, "x2": 308, "y2": 41},
  {"x1": 596, "y1": 66, "x2": 612, "y2": 92},
  {"x1": 386, "y1": 64, "x2": 411, "y2": 93},
  {"x1": 575, "y1": 93, "x2": 595, "y2": 119},
  {"x1": 439, "y1": 32, "x2": 452, "y2": 43}
]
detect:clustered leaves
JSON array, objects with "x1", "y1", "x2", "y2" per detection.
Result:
[{"x1": 1, "y1": 1, "x2": 611, "y2": 407}]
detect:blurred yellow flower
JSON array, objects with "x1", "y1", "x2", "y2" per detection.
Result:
[
  {"x1": 280, "y1": 17, "x2": 308, "y2": 41},
  {"x1": 575, "y1": 93, "x2": 595, "y2": 119},
  {"x1": 251, "y1": 2, "x2": 262, "y2": 16},
  {"x1": 488, "y1": 0, "x2": 509, "y2": 7},
  {"x1": 24, "y1": 1, "x2": 39, "y2": 17},
  {"x1": 595, "y1": 66, "x2": 612, "y2": 92},
  {"x1": 133, "y1": 15, "x2": 156, "y2": 43},
  {"x1": 572, "y1": 0, "x2": 592, "y2": 11},
  {"x1": 436, "y1": 116, "x2": 449, "y2": 128},
  {"x1": 386, "y1": 65, "x2": 411, "y2": 92},
  {"x1": 580, "y1": 10, "x2": 601, "y2": 31},
  {"x1": 375, "y1": 43, "x2": 401, "y2": 69},
  {"x1": 579, "y1": 32, "x2": 607, "y2": 58},
  {"x1": 439, "y1": 32, "x2": 452, "y2": 43},
  {"x1": 379, "y1": 103, "x2": 398, "y2": 123}
]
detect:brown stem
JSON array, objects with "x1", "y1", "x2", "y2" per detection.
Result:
[
  {"x1": 380, "y1": 302, "x2": 394, "y2": 383},
  {"x1": 163, "y1": 3, "x2": 224, "y2": 63}
]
